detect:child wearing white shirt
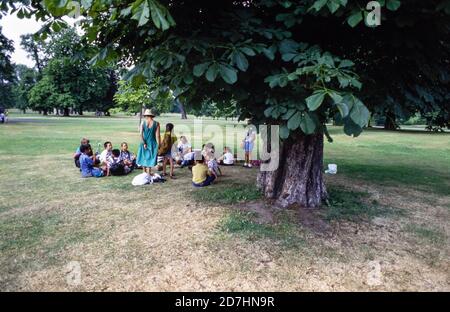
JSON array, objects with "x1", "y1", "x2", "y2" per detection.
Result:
[
  {"x1": 218, "y1": 147, "x2": 234, "y2": 166},
  {"x1": 99, "y1": 141, "x2": 113, "y2": 164}
]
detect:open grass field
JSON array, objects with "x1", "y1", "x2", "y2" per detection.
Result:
[{"x1": 0, "y1": 114, "x2": 449, "y2": 291}]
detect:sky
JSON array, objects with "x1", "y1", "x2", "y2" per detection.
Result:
[
  {"x1": 0, "y1": 13, "x2": 79, "y2": 68},
  {"x1": 0, "y1": 13, "x2": 43, "y2": 67}
]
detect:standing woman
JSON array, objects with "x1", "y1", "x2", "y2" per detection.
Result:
[{"x1": 136, "y1": 108, "x2": 160, "y2": 175}]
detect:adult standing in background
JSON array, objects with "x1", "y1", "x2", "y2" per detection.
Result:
[{"x1": 136, "y1": 108, "x2": 160, "y2": 175}]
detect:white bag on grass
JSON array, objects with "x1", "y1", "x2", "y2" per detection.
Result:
[
  {"x1": 325, "y1": 164, "x2": 337, "y2": 175},
  {"x1": 132, "y1": 173, "x2": 151, "y2": 186}
]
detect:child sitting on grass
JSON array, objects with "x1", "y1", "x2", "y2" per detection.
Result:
[
  {"x1": 74, "y1": 137, "x2": 90, "y2": 168},
  {"x1": 99, "y1": 141, "x2": 113, "y2": 165},
  {"x1": 177, "y1": 136, "x2": 192, "y2": 160},
  {"x1": 218, "y1": 146, "x2": 234, "y2": 166},
  {"x1": 119, "y1": 142, "x2": 136, "y2": 169},
  {"x1": 79, "y1": 144, "x2": 107, "y2": 178},
  {"x1": 192, "y1": 156, "x2": 216, "y2": 187},
  {"x1": 108, "y1": 149, "x2": 131, "y2": 176},
  {"x1": 205, "y1": 150, "x2": 222, "y2": 177}
]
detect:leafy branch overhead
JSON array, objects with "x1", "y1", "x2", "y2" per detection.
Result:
[{"x1": 6, "y1": 0, "x2": 449, "y2": 133}]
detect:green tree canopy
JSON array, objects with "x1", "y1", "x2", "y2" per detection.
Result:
[
  {"x1": 114, "y1": 78, "x2": 174, "y2": 115},
  {"x1": 0, "y1": 26, "x2": 16, "y2": 108},
  {"x1": 13, "y1": 64, "x2": 38, "y2": 112},
  {"x1": 25, "y1": 27, "x2": 117, "y2": 115}
]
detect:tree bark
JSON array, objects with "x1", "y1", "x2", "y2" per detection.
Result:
[
  {"x1": 42, "y1": 109, "x2": 48, "y2": 116},
  {"x1": 176, "y1": 98, "x2": 187, "y2": 119},
  {"x1": 63, "y1": 108, "x2": 70, "y2": 116},
  {"x1": 257, "y1": 132, "x2": 327, "y2": 208},
  {"x1": 384, "y1": 111, "x2": 398, "y2": 130}
]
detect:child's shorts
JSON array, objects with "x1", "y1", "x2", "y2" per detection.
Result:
[
  {"x1": 163, "y1": 150, "x2": 173, "y2": 159},
  {"x1": 91, "y1": 168, "x2": 104, "y2": 177},
  {"x1": 192, "y1": 175, "x2": 215, "y2": 187},
  {"x1": 244, "y1": 141, "x2": 254, "y2": 153}
]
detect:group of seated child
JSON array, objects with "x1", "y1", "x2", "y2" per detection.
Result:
[
  {"x1": 74, "y1": 138, "x2": 136, "y2": 178},
  {"x1": 73, "y1": 135, "x2": 236, "y2": 187}
]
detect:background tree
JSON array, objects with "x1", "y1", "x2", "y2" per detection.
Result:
[
  {"x1": 13, "y1": 64, "x2": 37, "y2": 113},
  {"x1": 20, "y1": 34, "x2": 47, "y2": 76},
  {"x1": 25, "y1": 27, "x2": 117, "y2": 115},
  {"x1": 10, "y1": 0, "x2": 450, "y2": 208},
  {"x1": 114, "y1": 79, "x2": 173, "y2": 117},
  {"x1": 0, "y1": 26, "x2": 16, "y2": 108},
  {"x1": 114, "y1": 80, "x2": 152, "y2": 115}
]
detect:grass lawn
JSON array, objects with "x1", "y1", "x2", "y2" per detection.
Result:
[{"x1": 0, "y1": 114, "x2": 449, "y2": 291}]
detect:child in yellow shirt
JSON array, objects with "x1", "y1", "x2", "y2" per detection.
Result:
[{"x1": 192, "y1": 156, "x2": 216, "y2": 187}]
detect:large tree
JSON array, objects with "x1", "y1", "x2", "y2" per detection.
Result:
[{"x1": 9, "y1": 0, "x2": 450, "y2": 207}]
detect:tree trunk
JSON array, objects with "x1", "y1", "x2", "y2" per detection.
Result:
[
  {"x1": 63, "y1": 108, "x2": 70, "y2": 116},
  {"x1": 257, "y1": 132, "x2": 327, "y2": 208},
  {"x1": 22, "y1": 109, "x2": 26, "y2": 114},
  {"x1": 176, "y1": 98, "x2": 187, "y2": 119},
  {"x1": 78, "y1": 107, "x2": 83, "y2": 115},
  {"x1": 42, "y1": 109, "x2": 48, "y2": 116},
  {"x1": 384, "y1": 111, "x2": 398, "y2": 130}
]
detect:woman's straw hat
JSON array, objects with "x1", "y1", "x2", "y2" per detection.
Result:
[{"x1": 143, "y1": 108, "x2": 157, "y2": 117}]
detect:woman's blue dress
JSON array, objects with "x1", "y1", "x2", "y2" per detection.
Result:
[{"x1": 136, "y1": 120, "x2": 158, "y2": 167}]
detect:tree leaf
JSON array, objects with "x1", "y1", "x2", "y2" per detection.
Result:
[
  {"x1": 279, "y1": 124, "x2": 290, "y2": 139},
  {"x1": 262, "y1": 45, "x2": 277, "y2": 60},
  {"x1": 193, "y1": 62, "x2": 210, "y2": 77},
  {"x1": 282, "y1": 52, "x2": 297, "y2": 62},
  {"x1": 287, "y1": 72, "x2": 298, "y2": 81},
  {"x1": 282, "y1": 108, "x2": 296, "y2": 120},
  {"x1": 240, "y1": 47, "x2": 256, "y2": 56},
  {"x1": 349, "y1": 98, "x2": 370, "y2": 127},
  {"x1": 327, "y1": 0, "x2": 340, "y2": 14},
  {"x1": 150, "y1": 1, "x2": 170, "y2": 30},
  {"x1": 219, "y1": 64, "x2": 238, "y2": 84},
  {"x1": 300, "y1": 113, "x2": 316, "y2": 134},
  {"x1": 347, "y1": 11, "x2": 363, "y2": 27},
  {"x1": 132, "y1": 0, "x2": 150, "y2": 27},
  {"x1": 233, "y1": 51, "x2": 249, "y2": 72},
  {"x1": 183, "y1": 73, "x2": 193, "y2": 84},
  {"x1": 336, "y1": 102, "x2": 349, "y2": 118},
  {"x1": 287, "y1": 111, "x2": 302, "y2": 130},
  {"x1": 310, "y1": 0, "x2": 328, "y2": 12},
  {"x1": 344, "y1": 117, "x2": 363, "y2": 137},
  {"x1": 120, "y1": 6, "x2": 132, "y2": 17},
  {"x1": 339, "y1": 59, "x2": 354, "y2": 68},
  {"x1": 328, "y1": 90, "x2": 343, "y2": 104},
  {"x1": 264, "y1": 107, "x2": 274, "y2": 118},
  {"x1": 205, "y1": 63, "x2": 219, "y2": 82},
  {"x1": 386, "y1": 0, "x2": 401, "y2": 11},
  {"x1": 306, "y1": 91, "x2": 326, "y2": 111}
]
